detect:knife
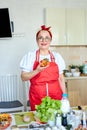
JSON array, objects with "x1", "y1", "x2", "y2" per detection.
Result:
[{"x1": 11, "y1": 125, "x2": 28, "y2": 129}]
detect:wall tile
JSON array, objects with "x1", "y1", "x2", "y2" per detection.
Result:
[{"x1": 50, "y1": 46, "x2": 87, "y2": 69}]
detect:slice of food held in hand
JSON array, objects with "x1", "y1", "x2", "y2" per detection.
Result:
[{"x1": 40, "y1": 58, "x2": 50, "y2": 67}]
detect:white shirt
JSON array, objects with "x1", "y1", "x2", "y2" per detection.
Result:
[{"x1": 20, "y1": 50, "x2": 66, "y2": 74}]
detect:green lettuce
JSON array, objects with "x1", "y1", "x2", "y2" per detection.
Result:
[{"x1": 35, "y1": 96, "x2": 62, "y2": 122}]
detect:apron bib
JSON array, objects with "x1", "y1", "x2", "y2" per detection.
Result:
[{"x1": 29, "y1": 50, "x2": 62, "y2": 110}]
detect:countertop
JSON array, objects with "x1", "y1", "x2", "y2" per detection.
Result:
[{"x1": 64, "y1": 75, "x2": 87, "y2": 80}]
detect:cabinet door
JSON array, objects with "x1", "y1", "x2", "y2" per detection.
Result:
[
  {"x1": 45, "y1": 8, "x2": 66, "y2": 45},
  {"x1": 85, "y1": 9, "x2": 87, "y2": 45},
  {"x1": 66, "y1": 9, "x2": 85, "y2": 45},
  {"x1": 67, "y1": 79, "x2": 87, "y2": 107}
]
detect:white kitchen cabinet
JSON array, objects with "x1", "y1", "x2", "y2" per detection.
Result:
[
  {"x1": 85, "y1": 9, "x2": 87, "y2": 45},
  {"x1": 45, "y1": 8, "x2": 86, "y2": 46},
  {"x1": 66, "y1": 8, "x2": 85, "y2": 45},
  {"x1": 45, "y1": 8, "x2": 66, "y2": 45}
]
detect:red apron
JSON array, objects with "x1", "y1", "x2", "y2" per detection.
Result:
[{"x1": 29, "y1": 50, "x2": 62, "y2": 110}]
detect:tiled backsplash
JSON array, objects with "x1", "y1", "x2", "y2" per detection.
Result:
[{"x1": 50, "y1": 46, "x2": 87, "y2": 70}]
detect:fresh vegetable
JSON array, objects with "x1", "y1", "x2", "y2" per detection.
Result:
[
  {"x1": 0, "y1": 113, "x2": 11, "y2": 121},
  {"x1": 35, "y1": 96, "x2": 62, "y2": 122}
]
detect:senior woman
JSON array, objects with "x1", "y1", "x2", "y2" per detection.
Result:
[{"x1": 20, "y1": 25, "x2": 66, "y2": 111}]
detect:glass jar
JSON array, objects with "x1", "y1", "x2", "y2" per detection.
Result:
[{"x1": 55, "y1": 113, "x2": 62, "y2": 127}]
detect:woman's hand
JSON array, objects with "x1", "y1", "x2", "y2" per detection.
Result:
[
  {"x1": 21, "y1": 63, "x2": 49, "y2": 81},
  {"x1": 36, "y1": 63, "x2": 49, "y2": 72}
]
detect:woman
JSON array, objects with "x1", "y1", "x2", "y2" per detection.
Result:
[{"x1": 20, "y1": 25, "x2": 66, "y2": 111}]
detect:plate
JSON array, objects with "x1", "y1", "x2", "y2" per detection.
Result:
[{"x1": 0, "y1": 113, "x2": 12, "y2": 129}]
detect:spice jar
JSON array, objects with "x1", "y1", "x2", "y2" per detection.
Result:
[{"x1": 55, "y1": 113, "x2": 62, "y2": 127}]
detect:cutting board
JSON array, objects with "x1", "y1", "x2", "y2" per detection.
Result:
[{"x1": 14, "y1": 111, "x2": 35, "y2": 126}]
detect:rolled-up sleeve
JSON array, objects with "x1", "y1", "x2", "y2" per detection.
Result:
[{"x1": 20, "y1": 51, "x2": 35, "y2": 72}]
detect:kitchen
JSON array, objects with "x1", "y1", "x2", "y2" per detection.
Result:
[
  {"x1": 0, "y1": 0, "x2": 87, "y2": 129},
  {"x1": 45, "y1": 7, "x2": 87, "y2": 107}
]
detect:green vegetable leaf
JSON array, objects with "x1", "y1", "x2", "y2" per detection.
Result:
[{"x1": 35, "y1": 96, "x2": 61, "y2": 122}]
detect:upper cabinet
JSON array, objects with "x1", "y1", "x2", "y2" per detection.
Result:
[
  {"x1": 66, "y1": 8, "x2": 85, "y2": 45},
  {"x1": 45, "y1": 8, "x2": 66, "y2": 45},
  {"x1": 45, "y1": 8, "x2": 87, "y2": 46},
  {"x1": 85, "y1": 9, "x2": 87, "y2": 44}
]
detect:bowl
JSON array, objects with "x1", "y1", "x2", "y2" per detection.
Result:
[
  {"x1": 65, "y1": 72, "x2": 72, "y2": 77},
  {"x1": 71, "y1": 68, "x2": 76, "y2": 73},
  {"x1": 72, "y1": 72, "x2": 80, "y2": 77}
]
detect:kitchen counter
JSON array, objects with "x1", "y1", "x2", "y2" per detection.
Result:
[{"x1": 65, "y1": 75, "x2": 87, "y2": 80}]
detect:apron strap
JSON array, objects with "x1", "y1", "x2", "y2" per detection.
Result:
[
  {"x1": 36, "y1": 50, "x2": 39, "y2": 61},
  {"x1": 46, "y1": 83, "x2": 49, "y2": 96},
  {"x1": 48, "y1": 50, "x2": 55, "y2": 62},
  {"x1": 36, "y1": 49, "x2": 55, "y2": 62}
]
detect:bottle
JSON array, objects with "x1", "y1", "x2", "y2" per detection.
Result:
[
  {"x1": 55, "y1": 113, "x2": 62, "y2": 127},
  {"x1": 82, "y1": 111, "x2": 86, "y2": 128},
  {"x1": 83, "y1": 61, "x2": 87, "y2": 75},
  {"x1": 61, "y1": 93, "x2": 70, "y2": 114},
  {"x1": 62, "y1": 113, "x2": 67, "y2": 127}
]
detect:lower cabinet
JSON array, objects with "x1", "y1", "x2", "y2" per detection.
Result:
[{"x1": 66, "y1": 78, "x2": 87, "y2": 107}]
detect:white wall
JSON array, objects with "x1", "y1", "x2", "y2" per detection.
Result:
[
  {"x1": 0, "y1": 0, "x2": 87, "y2": 75},
  {"x1": 0, "y1": 0, "x2": 87, "y2": 107}
]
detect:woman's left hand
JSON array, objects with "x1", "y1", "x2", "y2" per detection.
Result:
[{"x1": 36, "y1": 64, "x2": 49, "y2": 72}]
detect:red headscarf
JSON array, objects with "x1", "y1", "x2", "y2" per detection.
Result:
[{"x1": 36, "y1": 25, "x2": 52, "y2": 40}]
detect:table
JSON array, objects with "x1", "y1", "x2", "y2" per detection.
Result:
[
  {"x1": 4, "y1": 108, "x2": 87, "y2": 130},
  {"x1": 5, "y1": 112, "x2": 33, "y2": 130}
]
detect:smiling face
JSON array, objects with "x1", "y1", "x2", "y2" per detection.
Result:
[{"x1": 36, "y1": 30, "x2": 52, "y2": 51}]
